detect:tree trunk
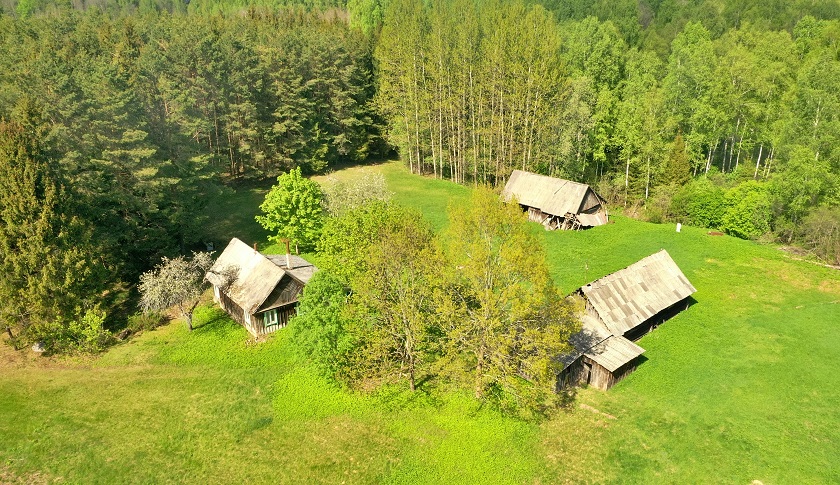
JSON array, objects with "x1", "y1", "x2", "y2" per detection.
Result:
[{"x1": 754, "y1": 143, "x2": 763, "y2": 179}]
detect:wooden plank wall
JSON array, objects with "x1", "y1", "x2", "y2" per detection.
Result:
[{"x1": 559, "y1": 356, "x2": 641, "y2": 391}]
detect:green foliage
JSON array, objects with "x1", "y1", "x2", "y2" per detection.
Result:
[
  {"x1": 672, "y1": 177, "x2": 728, "y2": 228},
  {"x1": 661, "y1": 133, "x2": 692, "y2": 186},
  {"x1": 348, "y1": 0, "x2": 385, "y2": 36},
  {"x1": 126, "y1": 311, "x2": 167, "y2": 333},
  {"x1": 643, "y1": 183, "x2": 680, "y2": 224},
  {"x1": 347, "y1": 207, "x2": 440, "y2": 391},
  {"x1": 438, "y1": 188, "x2": 580, "y2": 416},
  {"x1": 770, "y1": 145, "x2": 838, "y2": 227},
  {"x1": 317, "y1": 199, "x2": 407, "y2": 282},
  {"x1": 287, "y1": 270, "x2": 356, "y2": 381},
  {"x1": 721, "y1": 181, "x2": 772, "y2": 239},
  {"x1": 68, "y1": 308, "x2": 112, "y2": 353},
  {"x1": 256, "y1": 167, "x2": 325, "y2": 252},
  {"x1": 799, "y1": 206, "x2": 840, "y2": 265},
  {"x1": 0, "y1": 121, "x2": 101, "y2": 350}
]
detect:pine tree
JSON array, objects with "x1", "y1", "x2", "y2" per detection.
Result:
[
  {"x1": 0, "y1": 121, "x2": 100, "y2": 349},
  {"x1": 661, "y1": 133, "x2": 692, "y2": 186}
]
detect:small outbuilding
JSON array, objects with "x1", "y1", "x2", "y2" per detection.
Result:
[
  {"x1": 559, "y1": 250, "x2": 696, "y2": 390},
  {"x1": 205, "y1": 237, "x2": 317, "y2": 337},
  {"x1": 501, "y1": 170, "x2": 608, "y2": 230}
]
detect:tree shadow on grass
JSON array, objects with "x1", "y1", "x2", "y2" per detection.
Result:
[{"x1": 191, "y1": 306, "x2": 238, "y2": 332}]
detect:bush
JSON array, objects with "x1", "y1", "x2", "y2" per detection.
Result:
[
  {"x1": 68, "y1": 308, "x2": 112, "y2": 353},
  {"x1": 671, "y1": 178, "x2": 727, "y2": 228},
  {"x1": 644, "y1": 184, "x2": 680, "y2": 223},
  {"x1": 799, "y1": 206, "x2": 840, "y2": 265},
  {"x1": 721, "y1": 181, "x2": 772, "y2": 240},
  {"x1": 28, "y1": 308, "x2": 113, "y2": 354},
  {"x1": 127, "y1": 311, "x2": 167, "y2": 333},
  {"x1": 322, "y1": 173, "x2": 392, "y2": 217}
]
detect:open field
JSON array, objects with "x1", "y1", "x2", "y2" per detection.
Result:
[{"x1": 1, "y1": 161, "x2": 839, "y2": 483}]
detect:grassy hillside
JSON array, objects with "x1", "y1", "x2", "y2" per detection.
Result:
[{"x1": 1, "y1": 161, "x2": 838, "y2": 483}]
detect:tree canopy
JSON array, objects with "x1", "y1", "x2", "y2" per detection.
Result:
[{"x1": 256, "y1": 167, "x2": 325, "y2": 253}]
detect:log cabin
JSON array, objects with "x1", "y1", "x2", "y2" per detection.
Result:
[
  {"x1": 559, "y1": 250, "x2": 696, "y2": 390},
  {"x1": 501, "y1": 170, "x2": 608, "y2": 230},
  {"x1": 205, "y1": 237, "x2": 316, "y2": 337}
]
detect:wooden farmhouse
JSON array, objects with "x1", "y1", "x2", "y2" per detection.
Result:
[
  {"x1": 559, "y1": 250, "x2": 696, "y2": 390},
  {"x1": 501, "y1": 170, "x2": 608, "y2": 230},
  {"x1": 205, "y1": 237, "x2": 317, "y2": 337}
]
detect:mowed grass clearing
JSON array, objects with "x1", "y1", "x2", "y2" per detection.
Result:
[{"x1": 1, "y1": 160, "x2": 839, "y2": 483}]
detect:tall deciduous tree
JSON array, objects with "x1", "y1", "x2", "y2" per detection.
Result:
[
  {"x1": 317, "y1": 200, "x2": 408, "y2": 284},
  {"x1": 349, "y1": 208, "x2": 441, "y2": 391},
  {"x1": 256, "y1": 167, "x2": 324, "y2": 253},
  {"x1": 438, "y1": 188, "x2": 579, "y2": 414}
]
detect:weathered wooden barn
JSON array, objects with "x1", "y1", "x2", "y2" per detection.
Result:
[
  {"x1": 501, "y1": 170, "x2": 608, "y2": 230},
  {"x1": 205, "y1": 237, "x2": 317, "y2": 337},
  {"x1": 559, "y1": 250, "x2": 696, "y2": 390}
]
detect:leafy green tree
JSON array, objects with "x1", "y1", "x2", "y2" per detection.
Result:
[
  {"x1": 348, "y1": 0, "x2": 385, "y2": 36},
  {"x1": 663, "y1": 22, "x2": 722, "y2": 173},
  {"x1": 256, "y1": 167, "x2": 324, "y2": 253},
  {"x1": 438, "y1": 188, "x2": 579, "y2": 415},
  {"x1": 317, "y1": 200, "x2": 408, "y2": 283},
  {"x1": 672, "y1": 178, "x2": 727, "y2": 229},
  {"x1": 289, "y1": 270, "x2": 357, "y2": 381},
  {"x1": 721, "y1": 181, "x2": 772, "y2": 239},
  {"x1": 139, "y1": 252, "x2": 214, "y2": 331},
  {"x1": 348, "y1": 208, "x2": 441, "y2": 391}
]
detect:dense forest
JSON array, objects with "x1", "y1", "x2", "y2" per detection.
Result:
[
  {"x1": 1, "y1": 0, "x2": 839, "y2": 351},
  {"x1": 375, "y1": 0, "x2": 840, "y2": 244},
  {"x1": 0, "y1": 7, "x2": 379, "y2": 348}
]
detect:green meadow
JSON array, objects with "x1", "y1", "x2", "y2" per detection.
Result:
[{"x1": 1, "y1": 161, "x2": 838, "y2": 483}]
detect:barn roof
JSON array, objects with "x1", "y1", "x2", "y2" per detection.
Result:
[
  {"x1": 580, "y1": 250, "x2": 696, "y2": 336},
  {"x1": 561, "y1": 314, "x2": 645, "y2": 372},
  {"x1": 501, "y1": 170, "x2": 604, "y2": 222},
  {"x1": 205, "y1": 238, "x2": 316, "y2": 315}
]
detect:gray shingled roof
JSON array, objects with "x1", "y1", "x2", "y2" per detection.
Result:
[
  {"x1": 581, "y1": 250, "x2": 696, "y2": 336},
  {"x1": 561, "y1": 314, "x2": 645, "y2": 372},
  {"x1": 205, "y1": 238, "x2": 316, "y2": 315},
  {"x1": 501, "y1": 170, "x2": 607, "y2": 226}
]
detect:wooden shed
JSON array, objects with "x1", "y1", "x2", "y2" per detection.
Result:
[
  {"x1": 559, "y1": 250, "x2": 696, "y2": 390},
  {"x1": 558, "y1": 315, "x2": 645, "y2": 391},
  {"x1": 501, "y1": 170, "x2": 608, "y2": 230},
  {"x1": 205, "y1": 237, "x2": 317, "y2": 337}
]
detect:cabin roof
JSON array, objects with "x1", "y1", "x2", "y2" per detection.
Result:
[
  {"x1": 501, "y1": 170, "x2": 603, "y2": 221},
  {"x1": 266, "y1": 255, "x2": 317, "y2": 284},
  {"x1": 561, "y1": 314, "x2": 644, "y2": 372},
  {"x1": 580, "y1": 250, "x2": 696, "y2": 336},
  {"x1": 205, "y1": 238, "x2": 316, "y2": 314}
]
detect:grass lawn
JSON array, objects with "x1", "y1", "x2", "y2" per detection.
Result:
[{"x1": 1, "y1": 160, "x2": 839, "y2": 483}]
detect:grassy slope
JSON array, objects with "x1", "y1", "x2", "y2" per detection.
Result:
[{"x1": 1, "y1": 161, "x2": 838, "y2": 483}]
